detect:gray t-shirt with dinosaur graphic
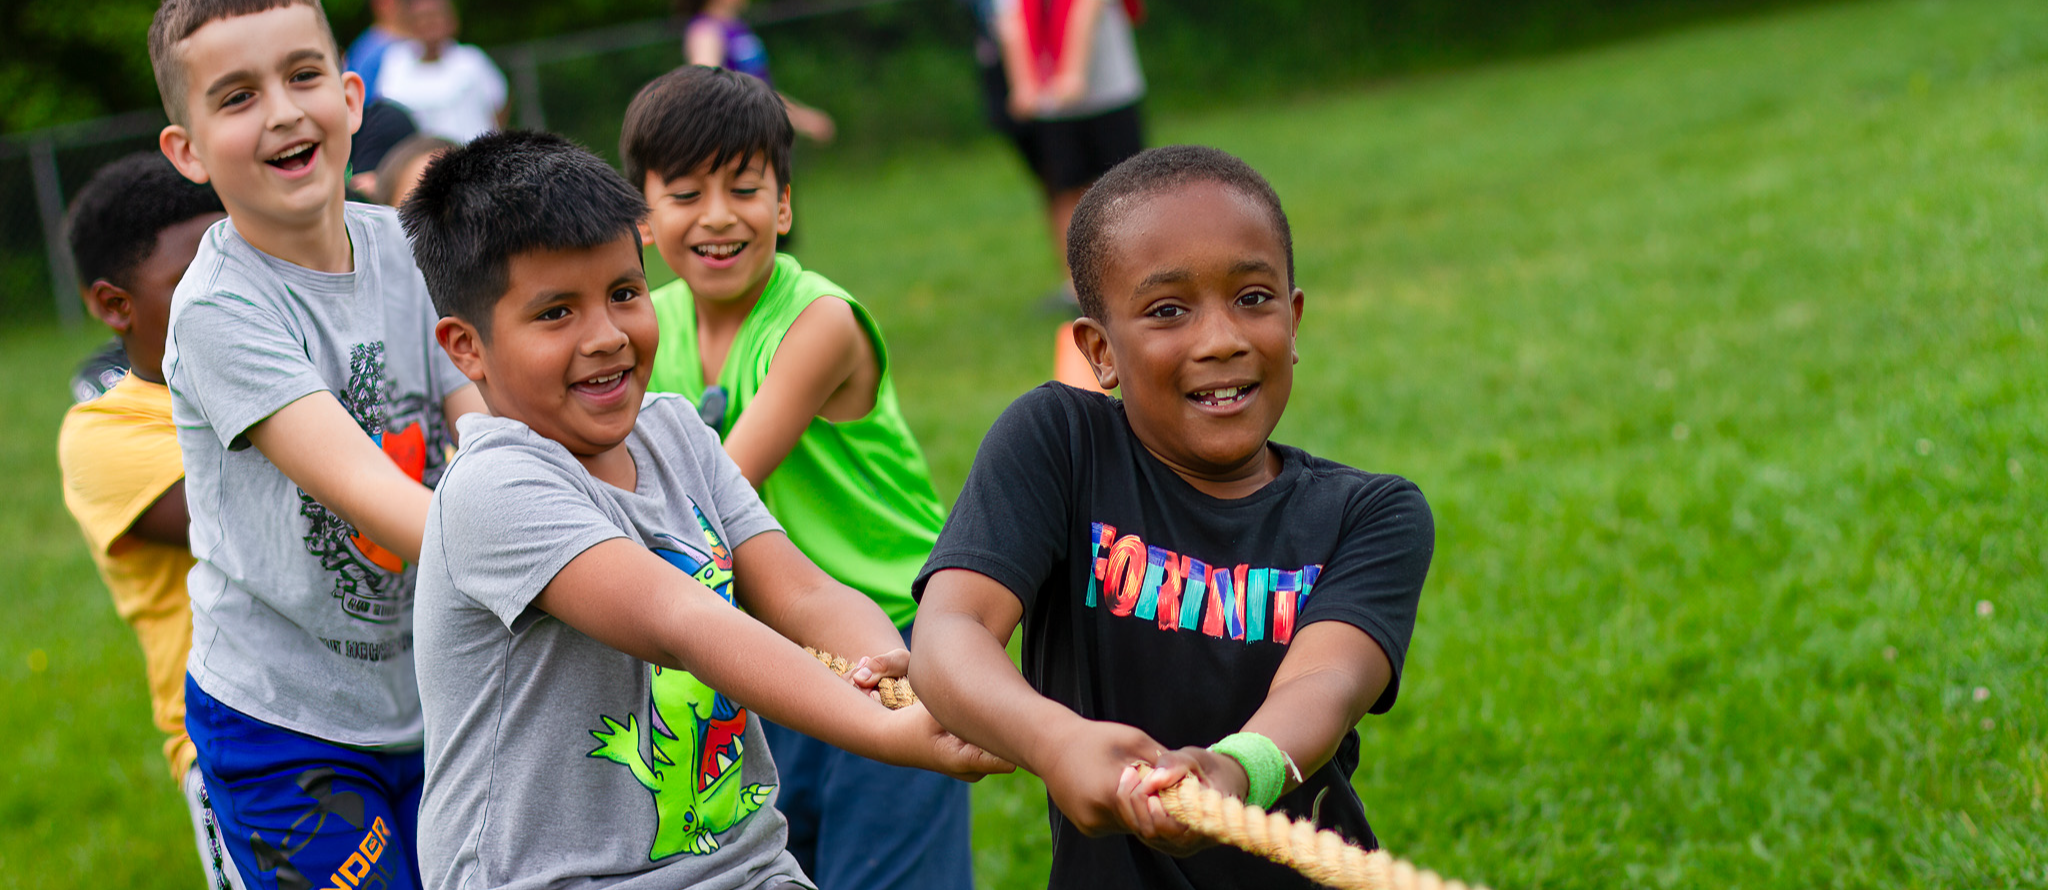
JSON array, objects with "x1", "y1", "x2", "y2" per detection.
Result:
[{"x1": 415, "y1": 394, "x2": 806, "y2": 890}]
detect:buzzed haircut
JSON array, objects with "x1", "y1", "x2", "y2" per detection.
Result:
[
  {"x1": 1066, "y1": 145, "x2": 1295, "y2": 321},
  {"x1": 400, "y1": 130, "x2": 648, "y2": 337},
  {"x1": 620, "y1": 65, "x2": 793, "y2": 192},
  {"x1": 65, "y1": 152, "x2": 225, "y2": 288},
  {"x1": 148, "y1": 0, "x2": 336, "y2": 125}
]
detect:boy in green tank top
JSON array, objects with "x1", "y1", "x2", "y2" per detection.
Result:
[{"x1": 620, "y1": 65, "x2": 972, "y2": 890}]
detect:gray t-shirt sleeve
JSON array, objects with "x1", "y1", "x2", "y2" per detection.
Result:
[
  {"x1": 654, "y1": 394, "x2": 782, "y2": 548},
  {"x1": 438, "y1": 443, "x2": 630, "y2": 632},
  {"x1": 171, "y1": 287, "x2": 330, "y2": 450}
]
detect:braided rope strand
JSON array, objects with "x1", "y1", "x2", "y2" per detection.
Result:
[
  {"x1": 803, "y1": 647, "x2": 918, "y2": 709},
  {"x1": 1148, "y1": 768, "x2": 1490, "y2": 890},
  {"x1": 799, "y1": 649, "x2": 1486, "y2": 890}
]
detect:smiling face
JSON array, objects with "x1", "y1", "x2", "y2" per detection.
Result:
[
  {"x1": 642, "y1": 156, "x2": 791, "y2": 307},
  {"x1": 444, "y1": 236, "x2": 655, "y2": 464},
  {"x1": 1073, "y1": 180, "x2": 1304, "y2": 495},
  {"x1": 158, "y1": 5, "x2": 361, "y2": 236}
]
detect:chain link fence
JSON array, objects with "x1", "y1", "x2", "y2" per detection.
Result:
[{"x1": 0, "y1": 0, "x2": 957, "y2": 331}]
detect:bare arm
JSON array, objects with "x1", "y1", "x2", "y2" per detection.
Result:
[
  {"x1": 996, "y1": 0, "x2": 1040, "y2": 118},
  {"x1": 720, "y1": 296, "x2": 877, "y2": 485},
  {"x1": 443, "y1": 384, "x2": 485, "y2": 445},
  {"x1": 120, "y1": 480, "x2": 188, "y2": 549},
  {"x1": 730, "y1": 530, "x2": 903, "y2": 665},
  {"x1": 686, "y1": 19, "x2": 727, "y2": 67},
  {"x1": 537, "y1": 538, "x2": 1006, "y2": 779},
  {"x1": 246, "y1": 392, "x2": 432, "y2": 564},
  {"x1": 1045, "y1": 0, "x2": 1103, "y2": 108},
  {"x1": 1122, "y1": 620, "x2": 1393, "y2": 854},
  {"x1": 913, "y1": 568, "x2": 1165, "y2": 834}
]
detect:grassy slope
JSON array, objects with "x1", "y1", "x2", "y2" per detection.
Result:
[{"x1": 4, "y1": 0, "x2": 2044, "y2": 886}]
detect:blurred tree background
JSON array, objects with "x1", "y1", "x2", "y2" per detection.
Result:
[{"x1": 2, "y1": 0, "x2": 1821, "y2": 136}]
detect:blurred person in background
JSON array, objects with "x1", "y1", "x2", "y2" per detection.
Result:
[
  {"x1": 989, "y1": 0, "x2": 1147, "y2": 389},
  {"x1": 349, "y1": 99, "x2": 422, "y2": 200},
  {"x1": 345, "y1": 0, "x2": 412, "y2": 99},
  {"x1": 373, "y1": 134, "x2": 457, "y2": 208},
  {"x1": 680, "y1": 0, "x2": 836, "y2": 143},
  {"x1": 379, "y1": 0, "x2": 509, "y2": 142}
]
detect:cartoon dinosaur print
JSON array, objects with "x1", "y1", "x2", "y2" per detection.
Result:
[
  {"x1": 588, "y1": 667, "x2": 773, "y2": 858},
  {"x1": 587, "y1": 500, "x2": 771, "y2": 859}
]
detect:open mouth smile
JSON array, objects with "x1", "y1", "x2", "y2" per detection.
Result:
[
  {"x1": 692, "y1": 242, "x2": 745, "y2": 260},
  {"x1": 265, "y1": 142, "x2": 317, "y2": 172},
  {"x1": 571, "y1": 369, "x2": 629, "y2": 398},
  {"x1": 1189, "y1": 383, "x2": 1258, "y2": 407}
]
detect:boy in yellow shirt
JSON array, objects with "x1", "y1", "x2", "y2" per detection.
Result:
[{"x1": 55, "y1": 151, "x2": 238, "y2": 887}]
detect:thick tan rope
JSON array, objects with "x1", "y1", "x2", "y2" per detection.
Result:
[
  {"x1": 804, "y1": 647, "x2": 918, "y2": 710},
  {"x1": 1147, "y1": 768, "x2": 1489, "y2": 890},
  {"x1": 802, "y1": 649, "x2": 1486, "y2": 890}
]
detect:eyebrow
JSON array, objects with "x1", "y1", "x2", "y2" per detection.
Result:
[
  {"x1": 201, "y1": 48, "x2": 327, "y2": 100},
  {"x1": 519, "y1": 270, "x2": 647, "y2": 312},
  {"x1": 1133, "y1": 258, "x2": 1281, "y2": 292}
]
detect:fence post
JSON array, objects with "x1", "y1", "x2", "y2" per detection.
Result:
[
  {"x1": 28, "y1": 136, "x2": 82, "y2": 329},
  {"x1": 511, "y1": 46, "x2": 548, "y2": 131}
]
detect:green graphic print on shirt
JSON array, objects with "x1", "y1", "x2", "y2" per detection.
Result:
[{"x1": 587, "y1": 502, "x2": 774, "y2": 859}]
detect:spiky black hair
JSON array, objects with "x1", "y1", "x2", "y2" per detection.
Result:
[
  {"x1": 399, "y1": 130, "x2": 647, "y2": 335},
  {"x1": 65, "y1": 152, "x2": 224, "y2": 288},
  {"x1": 620, "y1": 65, "x2": 793, "y2": 193},
  {"x1": 1066, "y1": 145, "x2": 1294, "y2": 321}
]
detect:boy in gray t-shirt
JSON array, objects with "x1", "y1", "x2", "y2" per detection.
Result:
[
  {"x1": 150, "y1": 2, "x2": 487, "y2": 886},
  {"x1": 403, "y1": 131, "x2": 1007, "y2": 890}
]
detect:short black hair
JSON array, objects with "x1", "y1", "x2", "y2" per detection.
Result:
[
  {"x1": 65, "y1": 152, "x2": 225, "y2": 288},
  {"x1": 400, "y1": 130, "x2": 647, "y2": 336},
  {"x1": 620, "y1": 65, "x2": 793, "y2": 193},
  {"x1": 1066, "y1": 145, "x2": 1294, "y2": 321}
]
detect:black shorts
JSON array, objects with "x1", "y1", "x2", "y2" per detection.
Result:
[{"x1": 1012, "y1": 102, "x2": 1145, "y2": 194}]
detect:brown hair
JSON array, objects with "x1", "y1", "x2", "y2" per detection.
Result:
[{"x1": 149, "y1": 0, "x2": 336, "y2": 125}]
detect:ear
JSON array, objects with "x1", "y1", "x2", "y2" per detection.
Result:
[
  {"x1": 82, "y1": 282, "x2": 136, "y2": 334},
  {"x1": 1072, "y1": 316, "x2": 1117, "y2": 391},
  {"x1": 638, "y1": 219, "x2": 656, "y2": 248},
  {"x1": 776, "y1": 183, "x2": 793, "y2": 236},
  {"x1": 342, "y1": 70, "x2": 367, "y2": 137},
  {"x1": 435, "y1": 316, "x2": 489, "y2": 386},
  {"x1": 1288, "y1": 287, "x2": 1304, "y2": 365},
  {"x1": 160, "y1": 125, "x2": 211, "y2": 185}
]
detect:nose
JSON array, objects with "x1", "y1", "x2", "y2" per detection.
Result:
[
  {"x1": 699, "y1": 188, "x2": 737, "y2": 231},
  {"x1": 1191, "y1": 303, "x2": 1253, "y2": 363},
  {"x1": 581, "y1": 304, "x2": 631, "y2": 357},
  {"x1": 265, "y1": 83, "x2": 307, "y2": 132}
]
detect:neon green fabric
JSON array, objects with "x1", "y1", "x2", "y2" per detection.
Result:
[
  {"x1": 648, "y1": 253, "x2": 945, "y2": 627},
  {"x1": 1209, "y1": 732, "x2": 1290, "y2": 809}
]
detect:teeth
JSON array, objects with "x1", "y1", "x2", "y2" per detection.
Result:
[
  {"x1": 693, "y1": 242, "x2": 744, "y2": 259},
  {"x1": 716, "y1": 753, "x2": 735, "y2": 774},
  {"x1": 583, "y1": 371, "x2": 623, "y2": 385},
  {"x1": 268, "y1": 143, "x2": 313, "y2": 162},
  {"x1": 1198, "y1": 386, "x2": 1246, "y2": 401}
]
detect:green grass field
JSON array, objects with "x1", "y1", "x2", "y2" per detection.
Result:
[{"x1": 4, "y1": 0, "x2": 2044, "y2": 886}]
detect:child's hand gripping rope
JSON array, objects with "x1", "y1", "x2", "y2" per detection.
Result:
[
  {"x1": 802, "y1": 649, "x2": 1489, "y2": 890},
  {"x1": 804, "y1": 646, "x2": 918, "y2": 709}
]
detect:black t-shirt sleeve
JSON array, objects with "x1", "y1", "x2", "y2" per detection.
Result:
[
  {"x1": 1297, "y1": 476, "x2": 1434, "y2": 714},
  {"x1": 914, "y1": 384, "x2": 1077, "y2": 610}
]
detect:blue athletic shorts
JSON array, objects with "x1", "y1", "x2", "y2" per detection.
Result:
[{"x1": 185, "y1": 676, "x2": 424, "y2": 890}]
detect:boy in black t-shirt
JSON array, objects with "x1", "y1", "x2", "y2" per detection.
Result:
[{"x1": 911, "y1": 145, "x2": 1434, "y2": 889}]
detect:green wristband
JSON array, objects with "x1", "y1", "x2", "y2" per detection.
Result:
[{"x1": 1208, "y1": 732, "x2": 1289, "y2": 809}]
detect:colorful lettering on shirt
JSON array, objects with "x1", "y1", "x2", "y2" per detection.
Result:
[{"x1": 1085, "y1": 525, "x2": 1320, "y2": 645}]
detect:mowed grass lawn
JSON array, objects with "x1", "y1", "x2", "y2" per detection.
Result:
[{"x1": 4, "y1": 0, "x2": 2044, "y2": 886}]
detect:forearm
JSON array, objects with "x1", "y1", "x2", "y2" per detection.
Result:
[
  {"x1": 911, "y1": 609, "x2": 1085, "y2": 771},
  {"x1": 653, "y1": 599, "x2": 910, "y2": 762},
  {"x1": 1055, "y1": 0, "x2": 1103, "y2": 82},
  {"x1": 751, "y1": 577, "x2": 904, "y2": 663},
  {"x1": 329, "y1": 471, "x2": 434, "y2": 563},
  {"x1": 1239, "y1": 622, "x2": 1389, "y2": 794}
]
